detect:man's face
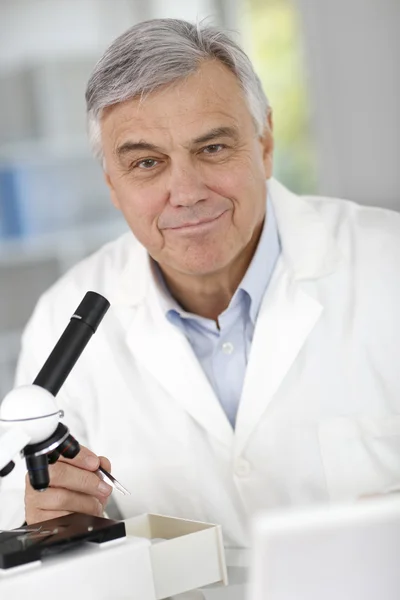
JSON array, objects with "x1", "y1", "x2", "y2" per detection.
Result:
[{"x1": 101, "y1": 60, "x2": 273, "y2": 277}]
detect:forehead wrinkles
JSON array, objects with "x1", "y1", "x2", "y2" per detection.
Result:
[
  {"x1": 113, "y1": 110, "x2": 242, "y2": 156},
  {"x1": 103, "y1": 62, "x2": 251, "y2": 153},
  {"x1": 121, "y1": 61, "x2": 243, "y2": 124}
]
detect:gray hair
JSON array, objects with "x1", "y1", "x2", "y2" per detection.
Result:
[{"x1": 85, "y1": 18, "x2": 270, "y2": 162}]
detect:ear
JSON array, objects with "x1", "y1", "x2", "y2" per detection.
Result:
[
  {"x1": 260, "y1": 108, "x2": 274, "y2": 179},
  {"x1": 103, "y1": 169, "x2": 121, "y2": 210}
]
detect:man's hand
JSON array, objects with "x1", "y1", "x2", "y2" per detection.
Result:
[{"x1": 24, "y1": 445, "x2": 113, "y2": 525}]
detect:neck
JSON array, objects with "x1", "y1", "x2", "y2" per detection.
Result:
[{"x1": 159, "y1": 221, "x2": 263, "y2": 322}]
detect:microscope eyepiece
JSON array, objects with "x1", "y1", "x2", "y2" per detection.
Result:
[
  {"x1": 33, "y1": 291, "x2": 110, "y2": 397},
  {"x1": 72, "y1": 291, "x2": 110, "y2": 333}
]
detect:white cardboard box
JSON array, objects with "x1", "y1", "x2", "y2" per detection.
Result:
[
  {"x1": 0, "y1": 536, "x2": 156, "y2": 600},
  {"x1": 0, "y1": 513, "x2": 228, "y2": 599},
  {"x1": 124, "y1": 513, "x2": 228, "y2": 599}
]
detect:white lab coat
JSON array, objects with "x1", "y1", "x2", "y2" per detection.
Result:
[{"x1": 1, "y1": 179, "x2": 400, "y2": 545}]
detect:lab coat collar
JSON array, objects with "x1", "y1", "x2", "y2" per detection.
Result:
[
  {"x1": 112, "y1": 237, "x2": 151, "y2": 307},
  {"x1": 268, "y1": 178, "x2": 342, "y2": 280}
]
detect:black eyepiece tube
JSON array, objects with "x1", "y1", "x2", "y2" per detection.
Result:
[{"x1": 33, "y1": 291, "x2": 110, "y2": 397}]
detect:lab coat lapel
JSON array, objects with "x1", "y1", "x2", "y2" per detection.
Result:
[
  {"x1": 234, "y1": 262, "x2": 323, "y2": 457},
  {"x1": 234, "y1": 178, "x2": 343, "y2": 456},
  {"x1": 124, "y1": 275, "x2": 234, "y2": 449}
]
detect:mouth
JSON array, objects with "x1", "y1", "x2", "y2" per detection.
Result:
[{"x1": 165, "y1": 211, "x2": 228, "y2": 233}]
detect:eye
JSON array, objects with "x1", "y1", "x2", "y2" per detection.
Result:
[
  {"x1": 135, "y1": 158, "x2": 159, "y2": 169},
  {"x1": 202, "y1": 144, "x2": 225, "y2": 155}
]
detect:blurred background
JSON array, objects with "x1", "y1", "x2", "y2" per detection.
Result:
[{"x1": 0, "y1": 0, "x2": 399, "y2": 397}]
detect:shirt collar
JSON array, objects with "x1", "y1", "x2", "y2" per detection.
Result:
[
  {"x1": 238, "y1": 194, "x2": 280, "y2": 324},
  {"x1": 151, "y1": 194, "x2": 281, "y2": 323}
]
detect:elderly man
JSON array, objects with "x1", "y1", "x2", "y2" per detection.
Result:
[{"x1": 1, "y1": 19, "x2": 400, "y2": 546}]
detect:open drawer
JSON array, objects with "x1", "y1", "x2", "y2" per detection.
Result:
[{"x1": 125, "y1": 513, "x2": 228, "y2": 599}]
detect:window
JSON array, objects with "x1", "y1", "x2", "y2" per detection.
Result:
[{"x1": 242, "y1": 0, "x2": 317, "y2": 193}]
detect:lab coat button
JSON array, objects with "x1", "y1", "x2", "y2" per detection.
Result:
[
  {"x1": 235, "y1": 458, "x2": 251, "y2": 477},
  {"x1": 222, "y1": 342, "x2": 234, "y2": 354}
]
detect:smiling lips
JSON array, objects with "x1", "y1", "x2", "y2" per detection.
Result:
[{"x1": 164, "y1": 210, "x2": 227, "y2": 231}]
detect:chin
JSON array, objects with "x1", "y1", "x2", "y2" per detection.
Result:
[
  {"x1": 175, "y1": 256, "x2": 230, "y2": 277},
  {"x1": 161, "y1": 241, "x2": 236, "y2": 277}
]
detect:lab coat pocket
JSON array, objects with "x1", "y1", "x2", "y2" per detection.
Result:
[{"x1": 318, "y1": 416, "x2": 400, "y2": 502}]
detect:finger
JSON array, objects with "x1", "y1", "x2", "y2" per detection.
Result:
[
  {"x1": 25, "y1": 509, "x2": 72, "y2": 526},
  {"x1": 26, "y1": 487, "x2": 104, "y2": 520},
  {"x1": 58, "y1": 444, "x2": 100, "y2": 471},
  {"x1": 48, "y1": 462, "x2": 112, "y2": 499},
  {"x1": 99, "y1": 456, "x2": 111, "y2": 473},
  {"x1": 25, "y1": 480, "x2": 108, "y2": 524}
]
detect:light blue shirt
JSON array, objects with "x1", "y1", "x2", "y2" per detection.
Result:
[{"x1": 155, "y1": 197, "x2": 281, "y2": 428}]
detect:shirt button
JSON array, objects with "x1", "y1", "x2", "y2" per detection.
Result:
[
  {"x1": 235, "y1": 458, "x2": 251, "y2": 478},
  {"x1": 222, "y1": 342, "x2": 234, "y2": 355}
]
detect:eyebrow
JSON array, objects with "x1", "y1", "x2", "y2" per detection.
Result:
[
  {"x1": 191, "y1": 126, "x2": 239, "y2": 145},
  {"x1": 116, "y1": 141, "x2": 163, "y2": 159},
  {"x1": 115, "y1": 126, "x2": 239, "y2": 160}
]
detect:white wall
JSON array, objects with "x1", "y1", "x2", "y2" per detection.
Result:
[
  {"x1": 0, "y1": 0, "x2": 153, "y2": 68},
  {"x1": 296, "y1": 0, "x2": 400, "y2": 210}
]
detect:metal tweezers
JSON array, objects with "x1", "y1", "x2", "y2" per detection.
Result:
[{"x1": 96, "y1": 466, "x2": 131, "y2": 496}]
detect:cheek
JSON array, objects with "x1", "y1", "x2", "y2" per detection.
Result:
[
  {"x1": 113, "y1": 184, "x2": 165, "y2": 246},
  {"x1": 206, "y1": 168, "x2": 248, "y2": 202},
  {"x1": 211, "y1": 151, "x2": 265, "y2": 191},
  {"x1": 209, "y1": 163, "x2": 266, "y2": 215}
]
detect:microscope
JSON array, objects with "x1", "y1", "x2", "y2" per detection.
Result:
[
  {"x1": 0, "y1": 293, "x2": 228, "y2": 598},
  {"x1": 0, "y1": 291, "x2": 126, "y2": 569},
  {"x1": 0, "y1": 291, "x2": 109, "y2": 487}
]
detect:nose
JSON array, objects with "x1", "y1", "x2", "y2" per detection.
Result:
[{"x1": 168, "y1": 159, "x2": 208, "y2": 207}]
